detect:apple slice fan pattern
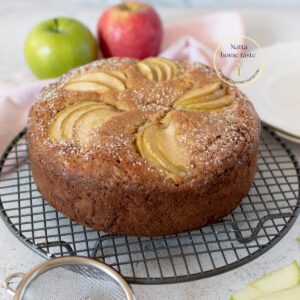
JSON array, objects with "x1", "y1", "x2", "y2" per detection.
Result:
[{"x1": 49, "y1": 57, "x2": 235, "y2": 182}]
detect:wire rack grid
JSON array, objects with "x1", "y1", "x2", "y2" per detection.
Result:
[{"x1": 0, "y1": 125, "x2": 299, "y2": 284}]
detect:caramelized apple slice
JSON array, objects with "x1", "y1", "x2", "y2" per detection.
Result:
[
  {"x1": 136, "y1": 126, "x2": 162, "y2": 170},
  {"x1": 143, "y1": 125, "x2": 181, "y2": 176},
  {"x1": 64, "y1": 82, "x2": 111, "y2": 93},
  {"x1": 61, "y1": 104, "x2": 102, "y2": 140},
  {"x1": 156, "y1": 125, "x2": 189, "y2": 175},
  {"x1": 162, "y1": 57, "x2": 178, "y2": 77},
  {"x1": 136, "y1": 126, "x2": 166, "y2": 171},
  {"x1": 73, "y1": 108, "x2": 119, "y2": 146},
  {"x1": 136, "y1": 124, "x2": 189, "y2": 179},
  {"x1": 136, "y1": 57, "x2": 179, "y2": 82},
  {"x1": 136, "y1": 62, "x2": 154, "y2": 81},
  {"x1": 174, "y1": 82, "x2": 235, "y2": 111},
  {"x1": 187, "y1": 95, "x2": 234, "y2": 110},
  {"x1": 178, "y1": 82, "x2": 222, "y2": 103},
  {"x1": 49, "y1": 101, "x2": 99, "y2": 141},
  {"x1": 175, "y1": 83, "x2": 224, "y2": 106},
  {"x1": 148, "y1": 63, "x2": 164, "y2": 82},
  {"x1": 136, "y1": 126, "x2": 146, "y2": 157},
  {"x1": 64, "y1": 70, "x2": 127, "y2": 92},
  {"x1": 106, "y1": 70, "x2": 127, "y2": 83},
  {"x1": 49, "y1": 101, "x2": 118, "y2": 146},
  {"x1": 175, "y1": 89, "x2": 227, "y2": 108},
  {"x1": 148, "y1": 57, "x2": 178, "y2": 79}
]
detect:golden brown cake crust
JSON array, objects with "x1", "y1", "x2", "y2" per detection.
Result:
[{"x1": 27, "y1": 57, "x2": 260, "y2": 236}]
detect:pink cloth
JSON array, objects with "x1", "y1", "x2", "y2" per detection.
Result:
[
  {"x1": 161, "y1": 11, "x2": 244, "y2": 75},
  {"x1": 0, "y1": 79, "x2": 52, "y2": 155},
  {"x1": 0, "y1": 11, "x2": 244, "y2": 155}
]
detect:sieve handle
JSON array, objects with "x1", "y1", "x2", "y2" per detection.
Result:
[{"x1": 4, "y1": 272, "x2": 25, "y2": 296}]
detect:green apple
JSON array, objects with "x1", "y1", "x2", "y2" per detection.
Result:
[
  {"x1": 24, "y1": 17, "x2": 98, "y2": 79},
  {"x1": 231, "y1": 260, "x2": 300, "y2": 300}
]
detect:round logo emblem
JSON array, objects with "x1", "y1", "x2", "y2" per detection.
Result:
[{"x1": 213, "y1": 35, "x2": 264, "y2": 86}]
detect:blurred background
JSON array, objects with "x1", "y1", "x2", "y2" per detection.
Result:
[{"x1": 1, "y1": 0, "x2": 300, "y2": 78}]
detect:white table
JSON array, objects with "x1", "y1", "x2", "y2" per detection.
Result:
[{"x1": 0, "y1": 2, "x2": 300, "y2": 299}]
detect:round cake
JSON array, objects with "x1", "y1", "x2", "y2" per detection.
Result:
[{"x1": 27, "y1": 57, "x2": 260, "y2": 236}]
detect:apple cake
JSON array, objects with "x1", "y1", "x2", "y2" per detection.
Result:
[{"x1": 27, "y1": 57, "x2": 260, "y2": 236}]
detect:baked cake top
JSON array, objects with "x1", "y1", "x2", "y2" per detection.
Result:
[{"x1": 28, "y1": 57, "x2": 260, "y2": 187}]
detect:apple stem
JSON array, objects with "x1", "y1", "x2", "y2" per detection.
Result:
[
  {"x1": 118, "y1": 3, "x2": 130, "y2": 11},
  {"x1": 53, "y1": 18, "x2": 59, "y2": 33},
  {"x1": 118, "y1": 3, "x2": 144, "y2": 11}
]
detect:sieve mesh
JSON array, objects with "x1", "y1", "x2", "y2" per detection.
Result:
[{"x1": 22, "y1": 264, "x2": 128, "y2": 300}]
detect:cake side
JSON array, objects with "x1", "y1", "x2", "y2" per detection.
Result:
[{"x1": 29, "y1": 142, "x2": 258, "y2": 235}]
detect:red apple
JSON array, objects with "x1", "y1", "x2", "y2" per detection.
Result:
[{"x1": 97, "y1": 2, "x2": 163, "y2": 59}]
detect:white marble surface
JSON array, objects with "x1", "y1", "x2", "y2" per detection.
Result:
[{"x1": 0, "y1": 2, "x2": 300, "y2": 299}]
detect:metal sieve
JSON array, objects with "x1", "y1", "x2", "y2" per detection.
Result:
[{"x1": 4, "y1": 256, "x2": 135, "y2": 300}]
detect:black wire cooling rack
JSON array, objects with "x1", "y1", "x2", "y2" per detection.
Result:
[{"x1": 0, "y1": 125, "x2": 299, "y2": 284}]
